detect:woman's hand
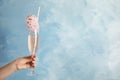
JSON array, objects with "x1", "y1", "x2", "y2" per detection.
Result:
[
  {"x1": 15, "y1": 55, "x2": 36, "y2": 70},
  {"x1": 0, "y1": 55, "x2": 36, "y2": 80}
]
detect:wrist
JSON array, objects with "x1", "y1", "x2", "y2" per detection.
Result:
[{"x1": 12, "y1": 59, "x2": 19, "y2": 72}]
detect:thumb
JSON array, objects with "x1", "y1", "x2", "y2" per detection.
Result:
[{"x1": 23, "y1": 56, "x2": 33, "y2": 63}]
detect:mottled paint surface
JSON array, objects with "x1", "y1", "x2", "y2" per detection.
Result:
[{"x1": 0, "y1": 0, "x2": 120, "y2": 80}]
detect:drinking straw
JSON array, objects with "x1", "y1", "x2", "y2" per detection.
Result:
[
  {"x1": 37, "y1": 6, "x2": 40, "y2": 20},
  {"x1": 33, "y1": 6, "x2": 40, "y2": 55}
]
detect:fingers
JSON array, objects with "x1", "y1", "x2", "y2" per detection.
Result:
[
  {"x1": 21, "y1": 62, "x2": 34, "y2": 69},
  {"x1": 26, "y1": 55, "x2": 36, "y2": 65},
  {"x1": 31, "y1": 55, "x2": 36, "y2": 60},
  {"x1": 23, "y1": 56, "x2": 33, "y2": 63},
  {"x1": 31, "y1": 60, "x2": 36, "y2": 67},
  {"x1": 25, "y1": 55, "x2": 36, "y2": 62},
  {"x1": 26, "y1": 60, "x2": 36, "y2": 68},
  {"x1": 26, "y1": 61, "x2": 36, "y2": 68},
  {"x1": 17, "y1": 56, "x2": 36, "y2": 70},
  {"x1": 31, "y1": 55, "x2": 36, "y2": 67}
]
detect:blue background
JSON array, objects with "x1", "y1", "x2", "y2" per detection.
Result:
[{"x1": 0, "y1": 0, "x2": 120, "y2": 80}]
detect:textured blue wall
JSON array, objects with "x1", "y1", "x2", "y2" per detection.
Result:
[{"x1": 0, "y1": 0, "x2": 120, "y2": 80}]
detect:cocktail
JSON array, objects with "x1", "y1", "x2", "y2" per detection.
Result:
[{"x1": 26, "y1": 7, "x2": 40, "y2": 75}]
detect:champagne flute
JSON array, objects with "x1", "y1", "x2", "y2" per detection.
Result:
[
  {"x1": 28, "y1": 31, "x2": 38, "y2": 75},
  {"x1": 27, "y1": 7, "x2": 40, "y2": 75}
]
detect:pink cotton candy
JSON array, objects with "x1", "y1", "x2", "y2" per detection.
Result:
[{"x1": 26, "y1": 15, "x2": 39, "y2": 32}]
